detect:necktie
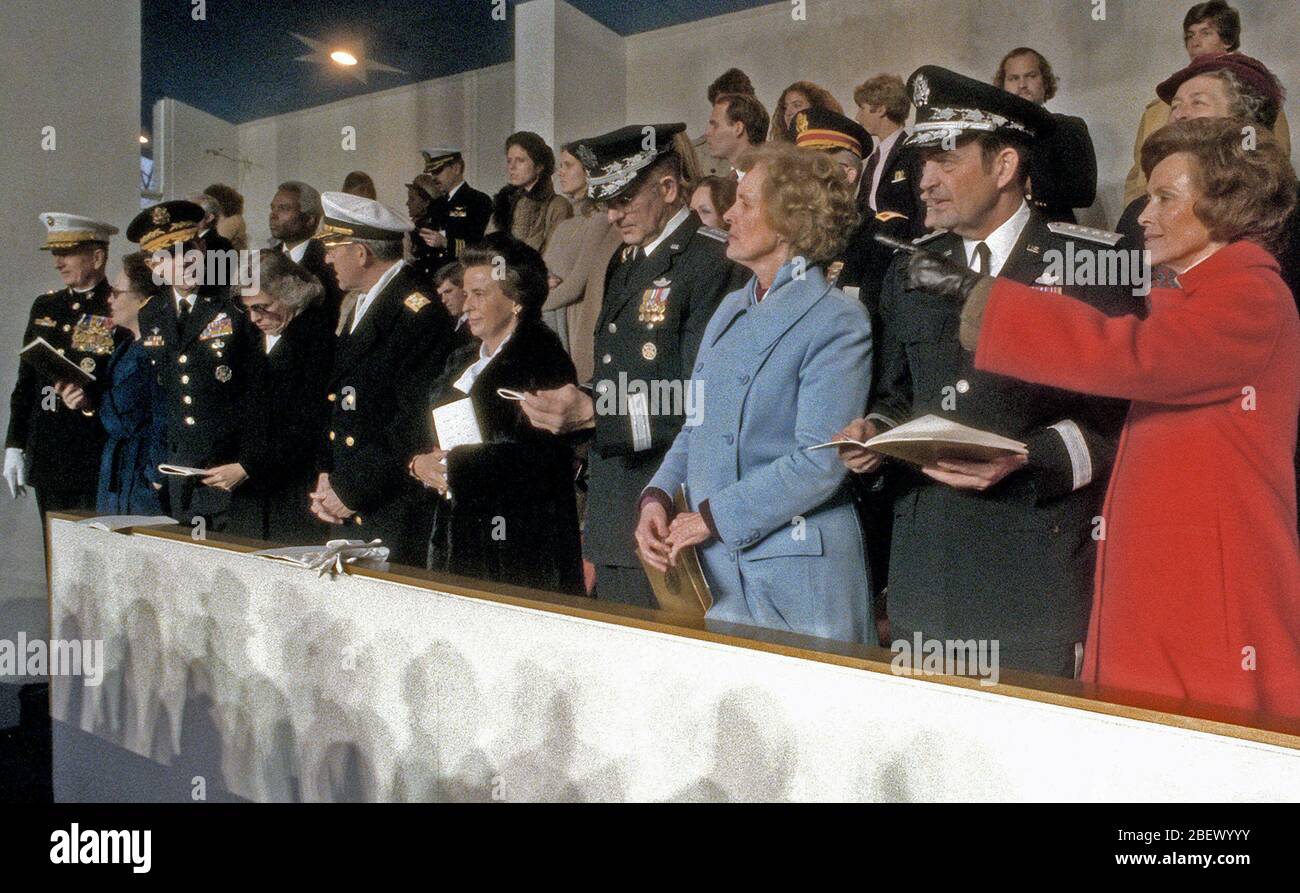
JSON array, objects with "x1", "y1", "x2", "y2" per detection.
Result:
[
  {"x1": 176, "y1": 296, "x2": 191, "y2": 334},
  {"x1": 860, "y1": 147, "x2": 881, "y2": 212},
  {"x1": 971, "y1": 242, "x2": 992, "y2": 275}
]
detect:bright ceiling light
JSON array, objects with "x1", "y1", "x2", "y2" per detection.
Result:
[{"x1": 330, "y1": 50, "x2": 358, "y2": 66}]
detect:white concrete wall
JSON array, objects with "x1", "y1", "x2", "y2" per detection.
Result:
[
  {"x1": 555, "y1": 0, "x2": 627, "y2": 145},
  {"x1": 153, "y1": 98, "x2": 240, "y2": 201},
  {"x1": 236, "y1": 63, "x2": 515, "y2": 249},
  {"x1": 0, "y1": 0, "x2": 141, "y2": 709},
  {"x1": 626, "y1": 0, "x2": 1300, "y2": 228}
]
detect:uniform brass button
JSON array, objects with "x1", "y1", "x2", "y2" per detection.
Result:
[
  {"x1": 329, "y1": 431, "x2": 336, "y2": 441},
  {"x1": 71, "y1": 302, "x2": 80, "y2": 310},
  {"x1": 180, "y1": 375, "x2": 189, "y2": 384},
  {"x1": 956, "y1": 379, "x2": 970, "y2": 394},
  {"x1": 179, "y1": 354, "x2": 188, "y2": 364},
  {"x1": 602, "y1": 354, "x2": 611, "y2": 364},
  {"x1": 345, "y1": 436, "x2": 355, "y2": 447},
  {"x1": 327, "y1": 393, "x2": 336, "y2": 402},
  {"x1": 62, "y1": 324, "x2": 70, "y2": 332},
  {"x1": 354, "y1": 516, "x2": 363, "y2": 525},
  {"x1": 608, "y1": 323, "x2": 617, "y2": 333},
  {"x1": 183, "y1": 395, "x2": 192, "y2": 405},
  {"x1": 56, "y1": 348, "x2": 65, "y2": 355},
  {"x1": 184, "y1": 417, "x2": 195, "y2": 426}
]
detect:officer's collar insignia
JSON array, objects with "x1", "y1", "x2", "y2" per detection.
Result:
[
  {"x1": 892, "y1": 170, "x2": 907, "y2": 182},
  {"x1": 405, "y1": 292, "x2": 431, "y2": 312},
  {"x1": 1026, "y1": 244, "x2": 1041, "y2": 254},
  {"x1": 875, "y1": 211, "x2": 907, "y2": 222},
  {"x1": 35, "y1": 317, "x2": 56, "y2": 327}
]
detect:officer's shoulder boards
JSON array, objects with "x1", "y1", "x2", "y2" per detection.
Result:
[
  {"x1": 697, "y1": 226, "x2": 728, "y2": 243},
  {"x1": 1047, "y1": 221, "x2": 1123, "y2": 247},
  {"x1": 875, "y1": 211, "x2": 908, "y2": 223},
  {"x1": 911, "y1": 230, "x2": 948, "y2": 246},
  {"x1": 404, "y1": 291, "x2": 432, "y2": 313}
]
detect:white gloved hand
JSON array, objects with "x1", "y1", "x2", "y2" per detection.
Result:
[{"x1": 3, "y1": 448, "x2": 28, "y2": 498}]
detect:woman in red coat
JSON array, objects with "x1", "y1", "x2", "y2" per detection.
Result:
[{"x1": 901, "y1": 117, "x2": 1300, "y2": 719}]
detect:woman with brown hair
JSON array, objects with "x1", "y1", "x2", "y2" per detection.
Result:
[
  {"x1": 688, "y1": 175, "x2": 738, "y2": 230},
  {"x1": 769, "y1": 80, "x2": 844, "y2": 142},
  {"x1": 486, "y1": 131, "x2": 572, "y2": 253},
  {"x1": 899, "y1": 117, "x2": 1300, "y2": 717}
]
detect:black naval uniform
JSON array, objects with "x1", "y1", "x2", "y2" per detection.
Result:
[
  {"x1": 415, "y1": 183, "x2": 493, "y2": 279},
  {"x1": 585, "y1": 211, "x2": 747, "y2": 606},
  {"x1": 320, "y1": 263, "x2": 455, "y2": 567},
  {"x1": 138, "y1": 287, "x2": 265, "y2": 528},
  {"x1": 6, "y1": 280, "x2": 113, "y2": 526},
  {"x1": 867, "y1": 213, "x2": 1142, "y2": 676}
]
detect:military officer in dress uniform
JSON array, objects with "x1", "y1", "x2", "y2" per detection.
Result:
[
  {"x1": 310, "y1": 191, "x2": 455, "y2": 567},
  {"x1": 130, "y1": 200, "x2": 265, "y2": 530},
  {"x1": 413, "y1": 148, "x2": 493, "y2": 272},
  {"x1": 5, "y1": 214, "x2": 117, "y2": 539},
  {"x1": 837, "y1": 67, "x2": 1142, "y2": 677},
  {"x1": 519, "y1": 123, "x2": 746, "y2": 607}
]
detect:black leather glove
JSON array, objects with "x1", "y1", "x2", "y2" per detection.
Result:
[{"x1": 904, "y1": 250, "x2": 990, "y2": 302}]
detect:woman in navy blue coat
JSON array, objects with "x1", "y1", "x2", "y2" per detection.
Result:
[{"x1": 62, "y1": 252, "x2": 167, "y2": 514}]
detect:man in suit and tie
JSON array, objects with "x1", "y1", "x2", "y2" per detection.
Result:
[
  {"x1": 309, "y1": 192, "x2": 455, "y2": 567},
  {"x1": 703, "y1": 93, "x2": 768, "y2": 179},
  {"x1": 837, "y1": 67, "x2": 1140, "y2": 677},
  {"x1": 518, "y1": 123, "x2": 746, "y2": 607},
  {"x1": 268, "y1": 181, "x2": 345, "y2": 326},
  {"x1": 433, "y1": 262, "x2": 475, "y2": 352},
  {"x1": 130, "y1": 200, "x2": 265, "y2": 531},
  {"x1": 995, "y1": 47, "x2": 1098, "y2": 223},
  {"x1": 413, "y1": 148, "x2": 492, "y2": 271},
  {"x1": 838, "y1": 74, "x2": 928, "y2": 308}
]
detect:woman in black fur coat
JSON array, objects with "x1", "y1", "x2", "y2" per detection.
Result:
[{"x1": 409, "y1": 234, "x2": 584, "y2": 595}]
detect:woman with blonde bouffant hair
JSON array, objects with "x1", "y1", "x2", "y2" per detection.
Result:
[
  {"x1": 770, "y1": 81, "x2": 845, "y2": 142},
  {"x1": 636, "y1": 142, "x2": 875, "y2": 643}
]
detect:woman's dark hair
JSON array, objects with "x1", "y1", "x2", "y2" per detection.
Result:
[
  {"x1": 694, "y1": 175, "x2": 738, "y2": 227},
  {"x1": 341, "y1": 170, "x2": 377, "y2": 199},
  {"x1": 460, "y1": 233, "x2": 550, "y2": 322},
  {"x1": 203, "y1": 183, "x2": 244, "y2": 217},
  {"x1": 121, "y1": 251, "x2": 160, "y2": 299},
  {"x1": 1184, "y1": 2, "x2": 1241, "y2": 52},
  {"x1": 505, "y1": 131, "x2": 556, "y2": 184}
]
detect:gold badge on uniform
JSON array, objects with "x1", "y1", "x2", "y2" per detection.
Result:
[
  {"x1": 71, "y1": 314, "x2": 115, "y2": 355},
  {"x1": 642, "y1": 342, "x2": 657, "y2": 360},
  {"x1": 215, "y1": 365, "x2": 232, "y2": 383},
  {"x1": 638, "y1": 279, "x2": 671, "y2": 324},
  {"x1": 34, "y1": 316, "x2": 56, "y2": 328},
  {"x1": 404, "y1": 292, "x2": 431, "y2": 313},
  {"x1": 79, "y1": 357, "x2": 96, "y2": 374},
  {"x1": 200, "y1": 313, "x2": 234, "y2": 340}
]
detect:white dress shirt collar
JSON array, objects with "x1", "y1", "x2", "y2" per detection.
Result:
[
  {"x1": 642, "y1": 206, "x2": 691, "y2": 257},
  {"x1": 265, "y1": 332, "x2": 281, "y2": 353},
  {"x1": 962, "y1": 200, "x2": 1031, "y2": 277},
  {"x1": 172, "y1": 287, "x2": 196, "y2": 313},
  {"x1": 452, "y1": 329, "x2": 513, "y2": 394},
  {"x1": 350, "y1": 259, "x2": 405, "y2": 334},
  {"x1": 284, "y1": 239, "x2": 310, "y2": 263},
  {"x1": 447, "y1": 180, "x2": 464, "y2": 201}
]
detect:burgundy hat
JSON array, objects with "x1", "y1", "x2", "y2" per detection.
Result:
[{"x1": 1156, "y1": 52, "x2": 1285, "y2": 108}]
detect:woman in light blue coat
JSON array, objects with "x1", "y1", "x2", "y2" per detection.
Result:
[{"x1": 636, "y1": 143, "x2": 874, "y2": 643}]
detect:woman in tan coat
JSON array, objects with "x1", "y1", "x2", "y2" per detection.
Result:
[
  {"x1": 486, "y1": 131, "x2": 571, "y2": 254},
  {"x1": 542, "y1": 143, "x2": 620, "y2": 377}
]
